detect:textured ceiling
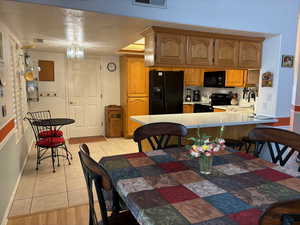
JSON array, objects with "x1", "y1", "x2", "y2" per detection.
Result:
[{"x1": 0, "y1": 0, "x2": 268, "y2": 55}]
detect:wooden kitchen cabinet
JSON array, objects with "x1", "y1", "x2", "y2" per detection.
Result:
[
  {"x1": 214, "y1": 39, "x2": 239, "y2": 67},
  {"x1": 183, "y1": 104, "x2": 194, "y2": 113},
  {"x1": 156, "y1": 33, "x2": 186, "y2": 65},
  {"x1": 244, "y1": 70, "x2": 260, "y2": 87},
  {"x1": 127, "y1": 97, "x2": 149, "y2": 136},
  {"x1": 142, "y1": 26, "x2": 264, "y2": 69},
  {"x1": 239, "y1": 41, "x2": 262, "y2": 68},
  {"x1": 226, "y1": 70, "x2": 245, "y2": 87},
  {"x1": 186, "y1": 36, "x2": 214, "y2": 66},
  {"x1": 184, "y1": 68, "x2": 204, "y2": 86},
  {"x1": 120, "y1": 55, "x2": 149, "y2": 137},
  {"x1": 214, "y1": 108, "x2": 226, "y2": 112},
  {"x1": 127, "y1": 57, "x2": 149, "y2": 97}
]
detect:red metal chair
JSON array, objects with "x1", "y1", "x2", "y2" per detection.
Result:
[
  {"x1": 26, "y1": 113, "x2": 71, "y2": 172},
  {"x1": 27, "y1": 111, "x2": 63, "y2": 138}
]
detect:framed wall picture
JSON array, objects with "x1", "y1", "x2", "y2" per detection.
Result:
[
  {"x1": 262, "y1": 72, "x2": 273, "y2": 87},
  {"x1": 38, "y1": 60, "x2": 54, "y2": 81},
  {"x1": 281, "y1": 55, "x2": 294, "y2": 68},
  {"x1": 0, "y1": 32, "x2": 3, "y2": 63}
]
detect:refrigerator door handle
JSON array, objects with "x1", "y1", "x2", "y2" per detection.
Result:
[{"x1": 163, "y1": 74, "x2": 167, "y2": 113}]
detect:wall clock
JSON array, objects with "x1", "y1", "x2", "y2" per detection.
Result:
[{"x1": 107, "y1": 62, "x2": 117, "y2": 72}]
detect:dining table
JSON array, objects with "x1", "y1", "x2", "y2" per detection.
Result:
[{"x1": 99, "y1": 147, "x2": 300, "y2": 225}]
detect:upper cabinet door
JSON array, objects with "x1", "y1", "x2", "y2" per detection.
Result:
[
  {"x1": 214, "y1": 39, "x2": 239, "y2": 67},
  {"x1": 225, "y1": 70, "x2": 245, "y2": 87},
  {"x1": 156, "y1": 33, "x2": 186, "y2": 65},
  {"x1": 186, "y1": 36, "x2": 214, "y2": 66},
  {"x1": 127, "y1": 57, "x2": 148, "y2": 97},
  {"x1": 239, "y1": 41, "x2": 262, "y2": 68},
  {"x1": 184, "y1": 68, "x2": 204, "y2": 86}
]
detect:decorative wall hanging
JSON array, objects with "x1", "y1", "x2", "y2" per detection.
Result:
[
  {"x1": 281, "y1": 55, "x2": 294, "y2": 68},
  {"x1": 261, "y1": 72, "x2": 273, "y2": 87},
  {"x1": 26, "y1": 79, "x2": 39, "y2": 102},
  {"x1": 38, "y1": 60, "x2": 54, "y2": 81},
  {"x1": 0, "y1": 32, "x2": 3, "y2": 63},
  {"x1": 0, "y1": 79, "x2": 4, "y2": 97},
  {"x1": 2, "y1": 105, "x2": 6, "y2": 117}
]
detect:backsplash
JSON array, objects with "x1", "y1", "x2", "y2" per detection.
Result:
[{"x1": 184, "y1": 86, "x2": 257, "y2": 105}]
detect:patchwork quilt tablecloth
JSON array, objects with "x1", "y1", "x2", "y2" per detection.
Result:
[{"x1": 99, "y1": 147, "x2": 300, "y2": 225}]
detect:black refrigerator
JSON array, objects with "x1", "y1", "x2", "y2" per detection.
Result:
[{"x1": 149, "y1": 70, "x2": 184, "y2": 114}]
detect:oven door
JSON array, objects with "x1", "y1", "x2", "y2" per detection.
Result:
[{"x1": 204, "y1": 71, "x2": 226, "y2": 87}]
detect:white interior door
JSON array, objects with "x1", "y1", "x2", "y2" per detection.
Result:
[{"x1": 67, "y1": 58, "x2": 103, "y2": 138}]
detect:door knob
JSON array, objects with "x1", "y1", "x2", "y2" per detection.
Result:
[{"x1": 70, "y1": 101, "x2": 74, "y2": 105}]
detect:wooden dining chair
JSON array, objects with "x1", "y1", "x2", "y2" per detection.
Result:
[
  {"x1": 78, "y1": 144, "x2": 139, "y2": 225},
  {"x1": 259, "y1": 199, "x2": 300, "y2": 225},
  {"x1": 133, "y1": 122, "x2": 188, "y2": 152},
  {"x1": 248, "y1": 127, "x2": 300, "y2": 171}
]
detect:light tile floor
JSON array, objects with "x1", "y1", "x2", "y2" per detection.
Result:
[{"x1": 9, "y1": 138, "x2": 138, "y2": 217}]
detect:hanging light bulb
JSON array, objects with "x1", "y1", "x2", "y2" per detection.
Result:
[
  {"x1": 66, "y1": 45, "x2": 85, "y2": 59},
  {"x1": 76, "y1": 47, "x2": 84, "y2": 59},
  {"x1": 67, "y1": 47, "x2": 75, "y2": 58}
]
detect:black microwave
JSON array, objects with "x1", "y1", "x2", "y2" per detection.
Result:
[{"x1": 204, "y1": 71, "x2": 226, "y2": 88}]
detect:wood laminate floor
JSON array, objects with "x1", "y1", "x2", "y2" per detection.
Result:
[{"x1": 7, "y1": 204, "x2": 100, "y2": 225}]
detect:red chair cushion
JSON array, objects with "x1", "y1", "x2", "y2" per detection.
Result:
[
  {"x1": 39, "y1": 130, "x2": 63, "y2": 138},
  {"x1": 37, "y1": 137, "x2": 65, "y2": 147}
]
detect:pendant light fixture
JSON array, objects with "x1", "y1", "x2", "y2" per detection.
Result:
[{"x1": 66, "y1": 46, "x2": 85, "y2": 59}]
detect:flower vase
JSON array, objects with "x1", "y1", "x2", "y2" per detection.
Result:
[{"x1": 199, "y1": 155, "x2": 213, "y2": 174}]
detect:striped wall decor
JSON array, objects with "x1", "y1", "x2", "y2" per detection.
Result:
[
  {"x1": 292, "y1": 105, "x2": 300, "y2": 112},
  {"x1": 0, "y1": 119, "x2": 15, "y2": 143}
]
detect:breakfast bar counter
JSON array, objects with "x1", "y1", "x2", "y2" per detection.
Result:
[
  {"x1": 131, "y1": 112, "x2": 278, "y2": 142},
  {"x1": 131, "y1": 112, "x2": 277, "y2": 129}
]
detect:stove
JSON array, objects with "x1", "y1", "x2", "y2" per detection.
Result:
[{"x1": 210, "y1": 93, "x2": 232, "y2": 106}]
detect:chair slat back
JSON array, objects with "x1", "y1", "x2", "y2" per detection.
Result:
[
  {"x1": 133, "y1": 122, "x2": 188, "y2": 152},
  {"x1": 79, "y1": 144, "x2": 112, "y2": 225},
  {"x1": 27, "y1": 111, "x2": 52, "y2": 133},
  {"x1": 248, "y1": 127, "x2": 300, "y2": 167},
  {"x1": 25, "y1": 113, "x2": 42, "y2": 142},
  {"x1": 259, "y1": 199, "x2": 300, "y2": 225}
]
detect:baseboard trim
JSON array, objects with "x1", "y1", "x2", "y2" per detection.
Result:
[{"x1": 1, "y1": 138, "x2": 34, "y2": 225}]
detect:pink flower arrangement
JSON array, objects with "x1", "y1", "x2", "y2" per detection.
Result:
[{"x1": 188, "y1": 138, "x2": 226, "y2": 158}]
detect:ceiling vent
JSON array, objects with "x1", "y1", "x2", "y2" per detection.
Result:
[
  {"x1": 33, "y1": 38, "x2": 44, "y2": 43},
  {"x1": 133, "y1": 0, "x2": 166, "y2": 8}
]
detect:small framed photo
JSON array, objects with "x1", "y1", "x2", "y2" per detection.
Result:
[{"x1": 281, "y1": 55, "x2": 294, "y2": 68}]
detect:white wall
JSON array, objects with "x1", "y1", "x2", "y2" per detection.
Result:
[
  {"x1": 0, "y1": 22, "x2": 33, "y2": 225},
  {"x1": 28, "y1": 51, "x2": 67, "y2": 118},
  {"x1": 15, "y1": 0, "x2": 300, "y2": 119},
  {"x1": 256, "y1": 36, "x2": 281, "y2": 117},
  {"x1": 101, "y1": 56, "x2": 120, "y2": 107},
  {"x1": 28, "y1": 51, "x2": 120, "y2": 136}
]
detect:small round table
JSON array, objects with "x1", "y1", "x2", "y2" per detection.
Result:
[
  {"x1": 33, "y1": 118, "x2": 75, "y2": 128},
  {"x1": 33, "y1": 118, "x2": 75, "y2": 170}
]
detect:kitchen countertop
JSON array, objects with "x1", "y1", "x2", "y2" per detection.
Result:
[
  {"x1": 213, "y1": 105, "x2": 253, "y2": 112},
  {"x1": 131, "y1": 112, "x2": 277, "y2": 129},
  {"x1": 183, "y1": 101, "x2": 210, "y2": 105}
]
